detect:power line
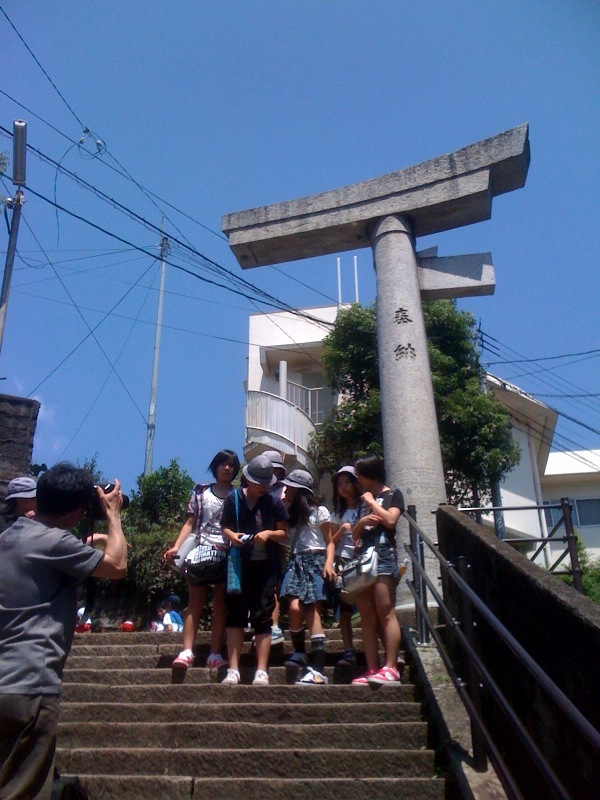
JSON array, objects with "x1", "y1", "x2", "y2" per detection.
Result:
[
  {"x1": 23, "y1": 182, "x2": 336, "y2": 330},
  {"x1": 0, "y1": 124, "x2": 338, "y2": 321},
  {"x1": 0, "y1": 6, "x2": 85, "y2": 129},
  {"x1": 57, "y1": 261, "x2": 162, "y2": 460},
  {"x1": 485, "y1": 345, "x2": 600, "y2": 366},
  {"x1": 0, "y1": 90, "x2": 227, "y2": 243},
  {"x1": 480, "y1": 330, "x2": 600, "y2": 419},
  {"x1": 19, "y1": 209, "x2": 151, "y2": 420}
]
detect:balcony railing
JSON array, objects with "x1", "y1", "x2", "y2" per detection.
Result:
[
  {"x1": 286, "y1": 381, "x2": 328, "y2": 426},
  {"x1": 245, "y1": 390, "x2": 316, "y2": 455}
]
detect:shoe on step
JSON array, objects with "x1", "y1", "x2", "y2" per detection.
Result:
[
  {"x1": 252, "y1": 669, "x2": 270, "y2": 686},
  {"x1": 270, "y1": 626, "x2": 284, "y2": 645},
  {"x1": 368, "y1": 665, "x2": 400, "y2": 685},
  {"x1": 221, "y1": 668, "x2": 241, "y2": 685},
  {"x1": 337, "y1": 647, "x2": 357, "y2": 667},
  {"x1": 285, "y1": 652, "x2": 308, "y2": 668},
  {"x1": 351, "y1": 669, "x2": 377, "y2": 685},
  {"x1": 172, "y1": 649, "x2": 194, "y2": 669},
  {"x1": 296, "y1": 667, "x2": 328, "y2": 685},
  {"x1": 206, "y1": 652, "x2": 228, "y2": 671}
]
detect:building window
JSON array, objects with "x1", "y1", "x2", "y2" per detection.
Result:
[
  {"x1": 575, "y1": 498, "x2": 600, "y2": 526},
  {"x1": 543, "y1": 498, "x2": 600, "y2": 528},
  {"x1": 543, "y1": 500, "x2": 579, "y2": 529}
]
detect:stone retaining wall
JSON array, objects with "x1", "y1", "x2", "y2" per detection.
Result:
[{"x1": 436, "y1": 504, "x2": 600, "y2": 800}]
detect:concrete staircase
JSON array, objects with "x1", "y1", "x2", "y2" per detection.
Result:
[{"x1": 58, "y1": 629, "x2": 443, "y2": 799}]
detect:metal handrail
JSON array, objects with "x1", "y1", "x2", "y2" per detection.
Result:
[{"x1": 403, "y1": 507, "x2": 600, "y2": 800}]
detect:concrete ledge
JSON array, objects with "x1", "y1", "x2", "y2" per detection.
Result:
[{"x1": 405, "y1": 630, "x2": 508, "y2": 800}]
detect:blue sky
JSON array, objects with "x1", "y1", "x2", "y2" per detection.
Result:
[{"x1": 1, "y1": 1, "x2": 599, "y2": 494}]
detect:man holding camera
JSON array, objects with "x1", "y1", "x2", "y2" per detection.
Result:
[{"x1": 0, "y1": 462, "x2": 128, "y2": 800}]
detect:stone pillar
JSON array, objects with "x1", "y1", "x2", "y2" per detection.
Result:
[
  {"x1": 0, "y1": 393, "x2": 40, "y2": 499},
  {"x1": 370, "y1": 215, "x2": 447, "y2": 604},
  {"x1": 278, "y1": 360, "x2": 288, "y2": 400}
]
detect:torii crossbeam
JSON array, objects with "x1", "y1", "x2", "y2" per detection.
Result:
[{"x1": 222, "y1": 124, "x2": 530, "y2": 566}]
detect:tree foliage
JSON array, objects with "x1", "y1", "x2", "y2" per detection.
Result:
[
  {"x1": 125, "y1": 459, "x2": 194, "y2": 529},
  {"x1": 310, "y1": 301, "x2": 520, "y2": 504},
  {"x1": 89, "y1": 459, "x2": 194, "y2": 626}
]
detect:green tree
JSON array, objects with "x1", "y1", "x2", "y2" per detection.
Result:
[
  {"x1": 126, "y1": 459, "x2": 194, "y2": 529},
  {"x1": 310, "y1": 301, "x2": 519, "y2": 505},
  {"x1": 90, "y1": 459, "x2": 194, "y2": 626}
]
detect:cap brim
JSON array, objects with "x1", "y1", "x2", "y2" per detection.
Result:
[
  {"x1": 243, "y1": 464, "x2": 276, "y2": 486},
  {"x1": 334, "y1": 466, "x2": 357, "y2": 479},
  {"x1": 282, "y1": 479, "x2": 314, "y2": 493},
  {"x1": 5, "y1": 490, "x2": 37, "y2": 500}
]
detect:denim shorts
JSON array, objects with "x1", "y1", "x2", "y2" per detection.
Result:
[{"x1": 360, "y1": 535, "x2": 400, "y2": 584}]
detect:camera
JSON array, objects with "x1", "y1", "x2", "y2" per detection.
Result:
[{"x1": 86, "y1": 483, "x2": 130, "y2": 520}]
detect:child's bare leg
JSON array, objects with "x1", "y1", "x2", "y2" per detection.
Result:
[
  {"x1": 226, "y1": 627, "x2": 244, "y2": 671},
  {"x1": 374, "y1": 578, "x2": 400, "y2": 669},
  {"x1": 254, "y1": 632, "x2": 271, "y2": 672},
  {"x1": 210, "y1": 583, "x2": 227, "y2": 655},
  {"x1": 182, "y1": 583, "x2": 206, "y2": 652}
]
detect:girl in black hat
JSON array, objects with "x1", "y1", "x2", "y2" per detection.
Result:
[{"x1": 280, "y1": 469, "x2": 336, "y2": 685}]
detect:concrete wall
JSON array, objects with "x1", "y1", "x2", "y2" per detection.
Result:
[
  {"x1": 0, "y1": 393, "x2": 40, "y2": 498},
  {"x1": 436, "y1": 505, "x2": 600, "y2": 800}
]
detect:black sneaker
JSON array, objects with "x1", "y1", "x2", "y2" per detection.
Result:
[
  {"x1": 337, "y1": 648, "x2": 357, "y2": 667},
  {"x1": 285, "y1": 652, "x2": 308, "y2": 668}
]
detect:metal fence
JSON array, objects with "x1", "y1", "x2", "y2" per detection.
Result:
[{"x1": 457, "y1": 499, "x2": 584, "y2": 593}]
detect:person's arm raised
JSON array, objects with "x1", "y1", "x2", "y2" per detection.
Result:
[{"x1": 91, "y1": 481, "x2": 127, "y2": 579}]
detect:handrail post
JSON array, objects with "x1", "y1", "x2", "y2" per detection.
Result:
[
  {"x1": 408, "y1": 505, "x2": 429, "y2": 644},
  {"x1": 562, "y1": 498, "x2": 584, "y2": 594},
  {"x1": 456, "y1": 556, "x2": 488, "y2": 772}
]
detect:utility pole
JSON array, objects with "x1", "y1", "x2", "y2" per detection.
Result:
[
  {"x1": 144, "y1": 221, "x2": 169, "y2": 475},
  {"x1": 0, "y1": 120, "x2": 27, "y2": 356}
]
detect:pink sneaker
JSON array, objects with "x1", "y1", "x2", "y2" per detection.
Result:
[
  {"x1": 351, "y1": 669, "x2": 377, "y2": 685},
  {"x1": 368, "y1": 665, "x2": 400, "y2": 685},
  {"x1": 206, "y1": 653, "x2": 228, "y2": 671},
  {"x1": 172, "y1": 649, "x2": 194, "y2": 669}
]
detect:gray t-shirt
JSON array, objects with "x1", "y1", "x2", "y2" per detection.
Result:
[{"x1": 0, "y1": 517, "x2": 104, "y2": 694}]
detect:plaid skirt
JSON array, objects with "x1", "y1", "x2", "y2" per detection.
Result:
[{"x1": 280, "y1": 552, "x2": 327, "y2": 605}]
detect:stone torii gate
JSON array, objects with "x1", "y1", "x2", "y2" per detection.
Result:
[{"x1": 222, "y1": 124, "x2": 530, "y2": 591}]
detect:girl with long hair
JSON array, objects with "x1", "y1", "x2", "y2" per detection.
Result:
[
  {"x1": 351, "y1": 454, "x2": 405, "y2": 685},
  {"x1": 330, "y1": 465, "x2": 361, "y2": 667}
]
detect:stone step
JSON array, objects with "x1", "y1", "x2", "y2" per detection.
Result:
[
  {"x1": 71, "y1": 627, "x2": 358, "y2": 646},
  {"x1": 59, "y1": 701, "x2": 422, "y2": 724},
  {"x1": 74, "y1": 775, "x2": 444, "y2": 800},
  {"x1": 58, "y1": 720, "x2": 428, "y2": 749},
  {"x1": 57, "y1": 747, "x2": 435, "y2": 779},
  {"x1": 67, "y1": 642, "x2": 368, "y2": 670},
  {"x1": 61, "y1": 683, "x2": 414, "y2": 704},
  {"x1": 62, "y1": 665, "x2": 399, "y2": 686}
]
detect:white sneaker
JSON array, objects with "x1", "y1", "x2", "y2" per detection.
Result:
[
  {"x1": 296, "y1": 667, "x2": 328, "y2": 685},
  {"x1": 221, "y1": 668, "x2": 240, "y2": 685},
  {"x1": 252, "y1": 669, "x2": 269, "y2": 686}
]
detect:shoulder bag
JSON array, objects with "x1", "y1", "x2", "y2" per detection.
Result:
[{"x1": 340, "y1": 489, "x2": 396, "y2": 601}]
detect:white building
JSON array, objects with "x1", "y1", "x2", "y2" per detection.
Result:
[
  {"x1": 244, "y1": 305, "x2": 344, "y2": 476},
  {"x1": 243, "y1": 308, "x2": 600, "y2": 561}
]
